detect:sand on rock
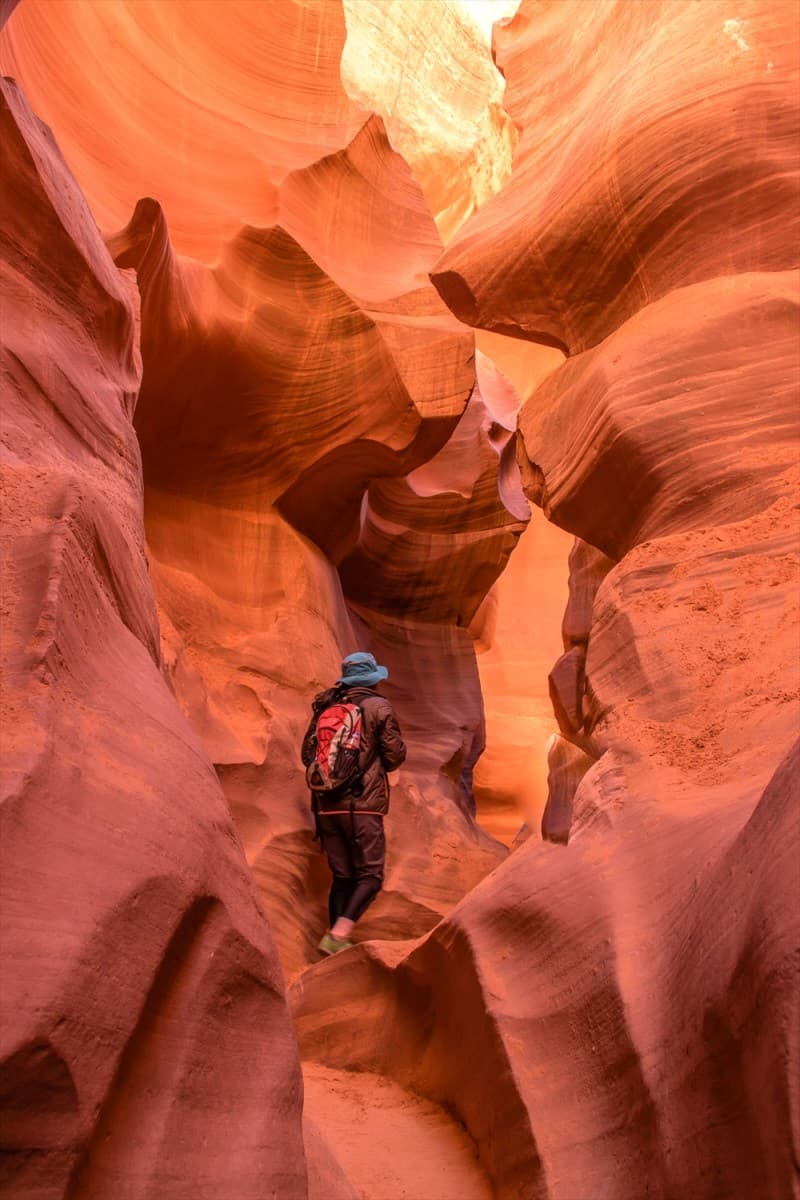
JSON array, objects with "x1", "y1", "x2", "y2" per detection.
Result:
[{"x1": 303, "y1": 1064, "x2": 493, "y2": 1200}]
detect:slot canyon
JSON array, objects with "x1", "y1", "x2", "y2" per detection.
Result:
[{"x1": 0, "y1": 0, "x2": 798, "y2": 1197}]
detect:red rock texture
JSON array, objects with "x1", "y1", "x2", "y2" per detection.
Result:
[
  {"x1": 3, "y1": 0, "x2": 798, "y2": 1196},
  {"x1": 0, "y1": 77, "x2": 306, "y2": 1198},
  {"x1": 518, "y1": 272, "x2": 800, "y2": 558},
  {"x1": 97, "y1": 108, "x2": 512, "y2": 983},
  {"x1": 432, "y1": 0, "x2": 800, "y2": 353},
  {"x1": 106, "y1": 116, "x2": 474, "y2": 551},
  {"x1": 293, "y1": 737, "x2": 799, "y2": 1199},
  {"x1": 468, "y1": 340, "x2": 572, "y2": 841},
  {"x1": 291, "y1": 3, "x2": 800, "y2": 1197},
  {"x1": 0, "y1": 0, "x2": 364, "y2": 260}
]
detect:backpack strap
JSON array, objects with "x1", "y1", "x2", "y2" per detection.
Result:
[{"x1": 311, "y1": 788, "x2": 322, "y2": 842}]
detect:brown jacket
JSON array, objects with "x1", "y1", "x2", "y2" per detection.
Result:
[{"x1": 302, "y1": 685, "x2": 406, "y2": 815}]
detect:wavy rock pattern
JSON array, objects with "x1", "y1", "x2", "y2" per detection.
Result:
[
  {"x1": 292, "y1": 737, "x2": 799, "y2": 1199},
  {"x1": 0, "y1": 0, "x2": 364, "y2": 260},
  {"x1": 518, "y1": 271, "x2": 800, "y2": 558},
  {"x1": 100, "y1": 108, "x2": 511, "y2": 981},
  {"x1": 340, "y1": 0, "x2": 519, "y2": 240},
  {"x1": 433, "y1": 0, "x2": 800, "y2": 352},
  {"x1": 4, "y1": 0, "x2": 798, "y2": 1195},
  {"x1": 107, "y1": 117, "x2": 475, "y2": 553},
  {"x1": 0, "y1": 78, "x2": 304, "y2": 1198},
  {"x1": 293, "y1": 3, "x2": 800, "y2": 1197}
]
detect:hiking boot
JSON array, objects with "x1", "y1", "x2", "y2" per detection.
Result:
[{"x1": 318, "y1": 932, "x2": 353, "y2": 956}]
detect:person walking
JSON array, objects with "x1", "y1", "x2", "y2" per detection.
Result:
[{"x1": 302, "y1": 651, "x2": 406, "y2": 956}]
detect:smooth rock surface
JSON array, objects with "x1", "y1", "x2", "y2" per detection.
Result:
[
  {"x1": 303, "y1": 1063, "x2": 493, "y2": 1200},
  {"x1": 0, "y1": 76, "x2": 305, "y2": 1199},
  {"x1": 433, "y1": 0, "x2": 800, "y2": 352},
  {"x1": 0, "y1": 0, "x2": 364, "y2": 260},
  {"x1": 3, "y1": 2, "x2": 798, "y2": 1196},
  {"x1": 98, "y1": 108, "x2": 510, "y2": 983},
  {"x1": 292, "y1": 738, "x2": 800, "y2": 1200},
  {"x1": 518, "y1": 272, "x2": 800, "y2": 559},
  {"x1": 292, "y1": 3, "x2": 800, "y2": 1195}
]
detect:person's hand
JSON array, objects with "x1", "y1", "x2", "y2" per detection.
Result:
[{"x1": 387, "y1": 770, "x2": 400, "y2": 786}]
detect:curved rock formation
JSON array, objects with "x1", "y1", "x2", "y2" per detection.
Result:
[
  {"x1": 341, "y1": 387, "x2": 525, "y2": 624},
  {"x1": 340, "y1": 0, "x2": 519, "y2": 240},
  {"x1": 0, "y1": 77, "x2": 305, "y2": 1198},
  {"x1": 292, "y1": 737, "x2": 799, "y2": 1199},
  {"x1": 291, "y1": 2, "x2": 799, "y2": 1196},
  {"x1": 518, "y1": 271, "x2": 800, "y2": 558},
  {"x1": 432, "y1": 0, "x2": 800, "y2": 352},
  {"x1": 0, "y1": 0, "x2": 364, "y2": 260},
  {"x1": 471, "y1": 505, "x2": 573, "y2": 841},
  {"x1": 100, "y1": 108, "x2": 511, "y2": 982},
  {"x1": 107, "y1": 116, "x2": 475, "y2": 558},
  {"x1": 4, "y1": 0, "x2": 798, "y2": 1195}
]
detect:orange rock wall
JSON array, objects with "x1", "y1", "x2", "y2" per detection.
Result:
[
  {"x1": 0, "y1": 77, "x2": 306, "y2": 1199},
  {"x1": 472, "y1": 507, "x2": 572, "y2": 842},
  {"x1": 0, "y1": 0, "x2": 363, "y2": 260},
  {"x1": 99, "y1": 105, "x2": 514, "y2": 980},
  {"x1": 294, "y1": 3, "x2": 800, "y2": 1198},
  {"x1": 3, "y1": 1, "x2": 798, "y2": 1196},
  {"x1": 0, "y1": 4, "x2": 521, "y2": 1187},
  {"x1": 433, "y1": 0, "x2": 800, "y2": 351}
]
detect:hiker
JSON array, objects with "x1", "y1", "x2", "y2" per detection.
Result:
[{"x1": 302, "y1": 651, "x2": 406, "y2": 956}]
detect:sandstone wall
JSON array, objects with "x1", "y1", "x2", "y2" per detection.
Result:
[
  {"x1": 99, "y1": 106, "x2": 514, "y2": 980},
  {"x1": 3, "y1": 1, "x2": 797, "y2": 1195},
  {"x1": 294, "y1": 3, "x2": 800, "y2": 1196},
  {"x1": 0, "y1": 77, "x2": 307, "y2": 1199},
  {"x1": 0, "y1": 6, "x2": 545, "y2": 973}
]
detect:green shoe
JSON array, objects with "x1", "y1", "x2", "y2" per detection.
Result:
[{"x1": 318, "y1": 932, "x2": 353, "y2": 956}]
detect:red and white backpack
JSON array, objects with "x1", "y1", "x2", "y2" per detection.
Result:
[{"x1": 305, "y1": 694, "x2": 364, "y2": 794}]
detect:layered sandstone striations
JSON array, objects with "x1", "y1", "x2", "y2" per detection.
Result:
[
  {"x1": 432, "y1": 0, "x2": 800, "y2": 352},
  {"x1": 103, "y1": 112, "x2": 512, "y2": 981},
  {"x1": 0, "y1": 0, "x2": 364, "y2": 260},
  {"x1": 293, "y1": 738, "x2": 799, "y2": 1198},
  {"x1": 518, "y1": 272, "x2": 800, "y2": 558},
  {"x1": 4, "y1": 0, "x2": 798, "y2": 1195},
  {"x1": 0, "y1": 78, "x2": 306, "y2": 1198},
  {"x1": 0, "y1": 3, "x2": 527, "y2": 919},
  {"x1": 293, "y1": 2, "x2": 800, "y2": 1197}
]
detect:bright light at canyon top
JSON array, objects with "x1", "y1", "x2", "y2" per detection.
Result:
[
  {"x1": 0, "y1": 0, "x2": 523, "y2": 257},
  {"x1": 453, "y1": 0, "x2": 520, "y2": 39}
]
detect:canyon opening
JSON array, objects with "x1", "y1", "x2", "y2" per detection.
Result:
[{"x1": 1, "y1": 2, "x2": 798, "y2": 1199}]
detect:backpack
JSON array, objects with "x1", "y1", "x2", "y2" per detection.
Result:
[{"x1": 305, "y1": 690, "x2": 365, "y2": 796}]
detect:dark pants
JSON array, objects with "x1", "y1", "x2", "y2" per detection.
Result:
[{"x1": 318, "y1": 812, "x2": 385, "y2": 924}]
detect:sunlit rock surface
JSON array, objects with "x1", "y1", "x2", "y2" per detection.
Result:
[
  {"x1": 0, "y1": 0, "x2": 364, "y2": 260},
  {"x1": 341, "y1": 0, "x2": 519, "y2": 240},
  {"x1": 433, "y1": 0, "x2": 800, "y2": 350},
  {"x1": 291, "y1": 2, "x2": 800, "y2": 1198},
  {"x1": 0, "y1": 77, "x2": 305, "y2": 1199},
  {"x1": 2, "y1": 0, "x2": 798, "y2": 1196},
  {"x1": 466, "y1": 333, "x2": 569, "y2": 842},
  {"x1": 472, "y1": 506, "x2": 572, "y2": 842}
]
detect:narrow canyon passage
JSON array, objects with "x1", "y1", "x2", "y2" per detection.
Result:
[{"x1": 1, "y1": 3, "x2": 798, "y2": 1200}]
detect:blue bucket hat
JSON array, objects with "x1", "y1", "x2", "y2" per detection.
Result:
[{"x1": 338, "y1": 651, "x2": 389, "y2": 688}]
